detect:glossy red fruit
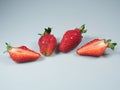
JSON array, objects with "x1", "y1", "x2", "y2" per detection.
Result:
[
  {"x1": 59, "y1": 24, "x2": 87, "y2": 52},
  {"x1": 77, "y1": 39, "x2": 117, "y2": 57},
  {"x1": 38, "y1": 27, "x2": 57, "y2": 56},
  {"x1": 5, "y1": 43, "x2": 41, "y2": 63}
]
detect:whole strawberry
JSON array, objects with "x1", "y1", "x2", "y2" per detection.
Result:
[
  {"x1": 5, "y1": 43, "x2": 41, "y2": 63},
  {"x1": 38, "y1": 27, "x2": 57, "y2": 56},
  {"x1": 76, "y1": 39, "x2": 117, "y2": 57},
  {"x1": 59, "y1": 24, "x2": 87, "y2": 52}
]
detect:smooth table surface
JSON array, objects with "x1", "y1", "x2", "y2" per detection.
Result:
[{"x1": 0, "y1": 0, "x2": 120, "y2": 90}]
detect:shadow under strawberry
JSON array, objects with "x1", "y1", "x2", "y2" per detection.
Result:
[{"x1": 55, "y1": 42, "x2": 61, "y2": 54}]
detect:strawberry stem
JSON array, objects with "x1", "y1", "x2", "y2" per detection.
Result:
[
  {"x1": 44, "y1": 27, "x2": 51, "y2": 34},
  {"x1": 105, "y1": 39, "x2": 117, "y2": 50},
  {"x1": 38, "y1": 27, "x2": 52, "y2": 36},
  {"x1": 5, "y1": 43, "x2": 12, "y2": 51},
  {"x1": 3, "y1": 43, "x2": 12, "y2": 53},
  {"x1": 80, "y1": 24, "x2": 87, "y2": 33}
]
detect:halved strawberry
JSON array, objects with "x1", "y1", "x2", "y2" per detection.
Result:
[
  {"x1": 5, "y1": 43, "x2": 41, "y2": 63},
  {"x1": 76, "y1": 39, "x2": 117, "y2": 57}
]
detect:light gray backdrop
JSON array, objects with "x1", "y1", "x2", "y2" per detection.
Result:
[{"x1": 0, "y1": 0, "x2": 120, "y2": 90}]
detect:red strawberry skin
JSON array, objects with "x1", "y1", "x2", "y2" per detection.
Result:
[
  {"x1": 59, "y1": 28, "x2": 82, "y2": 52},
  {"x1": 39, "y1": 34, "x2": 57, "y2": 56},
  {"x1": 76, "y1": 39, "x2": 115, "y2": 57},
  {"x1": 6, "y1": 44, "x2": 41, "y2": 63},
  {"x1": 38, "y1": 27, "x2": 57, "y2": 56}
]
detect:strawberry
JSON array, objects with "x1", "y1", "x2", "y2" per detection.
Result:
[
  {"x1": 59, "y1": 24, "x2": 87, "y2": 52},
  {"x1": 5, "y1": 43, "x2": 41, "y2": 63},
  {"x1": 38, "y1": 27, "x2": 57, "y2": 56},
  {"x1": 76, "y1": 39, "x2": 117, "y2": 57}
]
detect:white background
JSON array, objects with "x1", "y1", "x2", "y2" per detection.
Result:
[{"x1": 0, "y1": 0, "x2": 120, "y2": 90}]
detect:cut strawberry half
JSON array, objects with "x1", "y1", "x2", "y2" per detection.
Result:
[
  {"x1": 5, "y1": 43, "x2": 41, "y2": 63},
  {"x1": 76, "y1": 39, "x2": 117, "y2": 57}
]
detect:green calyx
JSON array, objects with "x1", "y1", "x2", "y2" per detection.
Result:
[
  {"x1": 80, "y1": 24, "x2": 87, "y2": 33},
  {"x1": 3, "y1": 43, "x2": 12, "y2": 53},
  {"x1": 5, "y1": 43, "x2": 12, "y2": 51},
  {"x1": 105, "y1": 39, "x2": 117, "y2": 50},
  {"x1": 38, "y1": 27, "x2": 51, "y2": 36}
]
